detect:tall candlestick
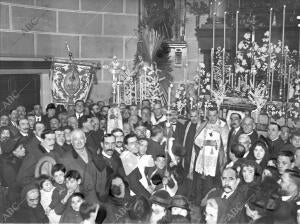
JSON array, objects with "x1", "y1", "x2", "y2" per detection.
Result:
[
  {"x1": 268, "y1": 8, "x2": 273, "y2": 84},
  {"x1": 190, "y1": 97, "x2": 193, "y2": 109},
  {"x1": 287, "y1": 65, "x2": 291, "y2": 103},
  {"x1": 135, "y1": 80, "x2": 137, "y2": 104},
  {"x1": 270, "y1": 68, "x2": 274, "y2": 101},
  {"x1": 223, "y1": 11, "x2": 227, "y2": 84},
  {"x1": 211, "y1": 48, "x2": 214, "y2": 95},
  {"x1": 236, "y1": 11, "x2": 239, "y2": 55},
  {"x1": 282, "y1": 5, "x2": 286, "y2": 56},
  {"x1": 213, "y1": 12, "x2": 216, "y2": 50},
  {"x1": 168, "y1": 84, "x2": 173, "y2": 110}
]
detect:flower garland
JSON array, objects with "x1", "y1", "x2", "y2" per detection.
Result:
[{"x1": 193, "y1": 62, "x2": 211, "y2": 95}]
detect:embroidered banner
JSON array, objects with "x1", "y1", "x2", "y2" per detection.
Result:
[{"x1": 51, "y1": 62, "x2": 94, "y2": 105}]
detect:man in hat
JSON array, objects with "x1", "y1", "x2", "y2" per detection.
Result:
[
  {"x1": 149, "y1": 189, "x2": 171, "y2": 224},
  {"x1": 8, "y1": 184, "x2": 48, "y2": 223},
  {"x1": 169, "y1": 195, "x2": 191, "y2": 221},
  {"x1": 42, "y1": 103, "x2": 56, "y2": 129}
]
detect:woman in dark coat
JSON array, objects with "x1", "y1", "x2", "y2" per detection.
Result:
[
  {"x1": 1, "y1": 138, "x2": 26, "y2": 205},
  {"x1": 101, "y1": 174, "x2": 132, "y2": 223}
]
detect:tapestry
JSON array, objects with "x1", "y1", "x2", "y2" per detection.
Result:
[{"x1": 51, "y1": 62, "x2": 94, "y2": 105}]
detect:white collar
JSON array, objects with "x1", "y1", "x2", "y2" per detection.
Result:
[
  {"x1": 102, "y1": 150, "x2": 112, "y2": 159},
  {"x1": 243, "y1": 151, "x2": 249, "y2": 158},
  {"x1": 222, "y1": 191, "x2": 234, "y2": 199},
  {"x1": 282, "y1": 195, "x2": 292, "y2": 201},
  {"x1": 20, "y1": 132, "x2": 28, "y2": 137},
  {"x1": 36, "y1": 135, "x2": 42, "y2": 142}
]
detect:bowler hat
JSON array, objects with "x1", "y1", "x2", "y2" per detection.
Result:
[
  {"x1": 169, "y1": 195, "x2": 190, "y2": 211},
  {"x1": 150, "y1": 190, "x2": 171, "y2": 208}
]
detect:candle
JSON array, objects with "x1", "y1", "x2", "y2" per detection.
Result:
[
  {"x1": 140, "y1": 77, "x2": 143, "y2": 101},
  {"x1": 236, "y1": 11, "x2": 239, "y2": 55},
  {"x1": 135, "y1": 80, "x2": 137, "y2": 104},
  {"x1": 168, "y1": 84, "x2": 173, "y2": 110},
  {"x1": 190, "y1": 97, "x2": 193, "y2": 109},
  {"x1": 213, "y1": 12, "x2": 216, "y2": 50},
  {"x1": 270, "y1": 68, "x2": 274, "y2": 101},
  {"x1": 238, "y1": 77, "x2": 241, "y2": 91},
  {"x1": 268, "y1": 8, "x2": 273, "y2": 84},
  {"x1": 211, "y1": 48, "x2": 214, "y2": 94},
  {"x1": 287, "y1": 65, "x2": 292, "y2": 103},
  {"x1": 204, "y1": 104, "x2": 207, "y2": 121},
  {"x1": 223, "y1": 11, "x2": 227, "y2": 84},
  {"x1": 282, "y1": 5, "x2": 286, "y2": 56}
]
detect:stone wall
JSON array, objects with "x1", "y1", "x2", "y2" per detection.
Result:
[{"x1": 0, "y1": 0, "x2": 206, "y2": 103}]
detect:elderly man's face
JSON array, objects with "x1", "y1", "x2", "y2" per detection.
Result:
[
  {"x1": 26, "y1": 189, "x2": 39, "y2": 208},
  {"x1": 27, "y1": 116, "x2": 35, "y2": 129},
  {"x1": 10, "y1": 110, "x2": 18, "y2": 122},
  {"x1": 50, "y1": 118, "x2": 60, "y2": 131},
  {"x1": 221, "y1": 169, "x2": 240, "y2": 193},
  {"x1": 0, "y1": 115, "x2": 9, "y2": 127},
  {"x1": 71, "y1": 131, "x2": 86, "y2": 150},
  {"x1": 238, "y1": 136, "x2": 251, "y2": 153},
  {"x1": 242, "y1": 118, "x2": 255, "y2": 134}
]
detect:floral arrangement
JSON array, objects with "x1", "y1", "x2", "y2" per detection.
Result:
[
  {"x1": 287, "y1": 103, "x2": 300, "y2": 120},
  {"x1": 266, "y1": 103, "x2": 286, "y2": 121},
  {"x1": 173, "y1": 83, "x2": 187, "y2": 114},
  {"x1": 248, "y1": 81, "x2": 268, "y2": 112},
  {"x1": 193, "y1": 62, "x2": 211, "y2": 95},
  {"x1": 210, "y1": 80, "x2": 227, "y2": 110}
]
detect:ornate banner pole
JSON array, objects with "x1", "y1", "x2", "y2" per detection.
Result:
[
  {"x1": 222, "y1": 11, "x2": 227, "y2": 84},
  {"x1": 268, "y1": 8, "x2": 273, "y2": 98}
]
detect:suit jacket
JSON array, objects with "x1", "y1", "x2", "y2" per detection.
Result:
[
  {"x1": 206, "y1": 183, "x2": 249, "y2": 224},
  {"x1": 172, "y1": 121, "x2": 185, "y2": 145},
  {"x1": 8, "y1": 121, "x2": 19, "y2": 136},
  {"x1": 266, "y1": 137, "x2": 285, "y2": 160},
  {"x1": 227, "y1": 127, "x2": 243, "y2": 160},
  {"x1": 146, "y1": 138, "x2": 164, "y2": 158},
  {"x1": 247, "y1": 130, "x2": 259, "y2": 145}
]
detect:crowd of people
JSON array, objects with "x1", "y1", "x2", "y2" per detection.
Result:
[{"x1": 0, "y1": 98, "x2": 300, "y2": 223}]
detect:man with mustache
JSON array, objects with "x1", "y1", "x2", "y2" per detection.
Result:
[
  {"x1": 227, "y1": 113, "x2": 243, "y2": 161},
  {"x1": 203, "y1": 167, "x2": 248, "y2": 224},
  {"x1": 93, "y1": 134, "x2": 125, "y2": 182}
]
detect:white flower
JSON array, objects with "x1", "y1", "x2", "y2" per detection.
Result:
[
  {"x1": 238, "y1": 42, "x2": 244, "y2": 49},
  {"x1": 206, "y1": 85, "x2": 210, "y2": 90},
  {"x1": 264, "y1": 31, "x2": 270, "y2": 37},
  {"x1": 199, "y1": 63, "x2": 205, "y2": 68},
  {"x1": 275, "y1": 47, "x2": 281, "y2": 54},
  {"x1": 295, "y1": 102, "x2": 299, "y2": 107},
  {"x1": 244, "y1": 33, "x2": 251, "y2": 39},
  {"x1": 247, "y1": 53, "x2": 252, "y2": 58},
  {"x1": 242, "y1": 59, "x2": 247, "y2": 66},
  {"x1": 261, "y1": 46, "x2": 267, "y2": 53}
]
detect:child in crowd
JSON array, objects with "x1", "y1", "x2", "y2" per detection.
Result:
[
  {"x1": 59, "y1": 192, "x2": 85, "y2": 223},
  {"x1": 39, "y1": 175, "x2": 61, "y2": 223},
  {"x1": 55, "y1": 170, "x2": 83, "y2": 215}
]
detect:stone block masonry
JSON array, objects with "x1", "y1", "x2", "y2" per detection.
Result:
[{"x1": 0, "y1": 0, "x2": 207, "y2": 103}]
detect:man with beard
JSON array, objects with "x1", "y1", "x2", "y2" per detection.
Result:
[
  {"x1": 149, "y1": 190, "x2": 171, "y2": 224},
  {"x1": 227, "y1": 113, "x2": 243, "y2": 161},
  {"x1": 203, "y1": 167, "x2": 248, "y2": 224},
  {"x1": 241, "y1": 116, "x2": 258, "y2": 144},
  {"x1": 17, "y1": 129, "x2": 58, "y2": 186}
]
